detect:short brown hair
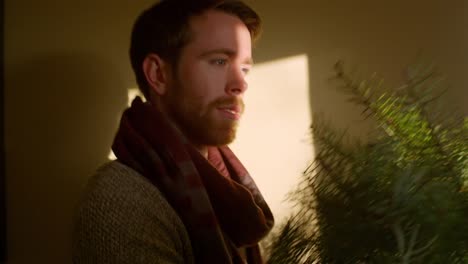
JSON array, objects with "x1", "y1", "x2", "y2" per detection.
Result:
[{"x1": 129, "y1": 0, "x2": 262, "y2": 99}]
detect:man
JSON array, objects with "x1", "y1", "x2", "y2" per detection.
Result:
[{"x1": 72, "y1": 0, "x2": 274, "y2": 263}]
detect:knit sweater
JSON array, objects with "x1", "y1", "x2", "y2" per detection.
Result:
[{"x1": 72, "y1": 160, "x2": 195, "y2": 264}]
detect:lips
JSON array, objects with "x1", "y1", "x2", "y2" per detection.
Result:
[{"x1": 217, "y1": 104, "x2": 242, "y2": 120}]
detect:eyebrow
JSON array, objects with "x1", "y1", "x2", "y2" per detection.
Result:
[{"x1": 199, "y1": 48, "x2": 254, "y2": 65}]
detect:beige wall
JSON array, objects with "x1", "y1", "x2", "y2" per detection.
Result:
[
  {"x1": 5, "y1": 0, "x2": 467, "y2": 263},
  {"x1": 247, "y1": 0, "x2": 467, "y2": 134}
]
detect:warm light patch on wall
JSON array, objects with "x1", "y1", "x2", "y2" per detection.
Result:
[
  {"x1": 126, "y1": 87, "x2": 144, "y2": 106},
  {"x1": 107, "y1": 87, "x2": 144, "y2": 160},
  {"x1": 229, "y1": 54, "x2": 314, "y2": 222}
]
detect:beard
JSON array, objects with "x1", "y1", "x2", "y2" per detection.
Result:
[{"x1": 162, "y1": 80, "x2": 244, "y2": 147}]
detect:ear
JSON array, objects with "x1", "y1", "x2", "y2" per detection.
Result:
[{"x1": 142, "y1": 54, "x2": 170, "y2": 96}]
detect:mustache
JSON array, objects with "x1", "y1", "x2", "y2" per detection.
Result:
[{"x1": 212, "y1": 97, "x2": 245, "y2": 112}]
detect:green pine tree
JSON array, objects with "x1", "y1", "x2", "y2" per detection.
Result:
[{"x1": 265, "y1": 61, "x2": 468, "y2": 264}]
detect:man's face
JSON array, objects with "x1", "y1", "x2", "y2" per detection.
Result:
[{"x1": 162, "y1": 10, "x2": 253, "y2": 147}]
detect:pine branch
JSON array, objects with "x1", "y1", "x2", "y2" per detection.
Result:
[{"x1": 266, "y1": 61, "x2": 468, "y2": 264}]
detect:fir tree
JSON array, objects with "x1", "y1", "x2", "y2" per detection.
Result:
[{"x1": 266, "y1": 61, "x2": 468, "y2": 264}]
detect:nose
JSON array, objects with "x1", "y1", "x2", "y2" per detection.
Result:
[{"x1": 226, "y1": 67, "x2": 248, "y2": 96}]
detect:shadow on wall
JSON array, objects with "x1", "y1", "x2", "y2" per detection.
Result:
[{"x1": 6, "y1": 53, "x2": 127, "y2": 262}]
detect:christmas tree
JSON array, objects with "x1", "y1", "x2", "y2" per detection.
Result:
[{"x1": 266, "y1": 62, "x2": 468, "y2": 264}]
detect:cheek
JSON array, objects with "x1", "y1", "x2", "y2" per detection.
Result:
[{"x1": 184, "y1": 63, "x2": 226, "y2": 99}]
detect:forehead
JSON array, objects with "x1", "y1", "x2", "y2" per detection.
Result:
[{"x1": 185, "y1": 10, "x2": 252, "y2": 56}]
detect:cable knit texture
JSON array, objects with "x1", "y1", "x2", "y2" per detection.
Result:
[{"x1": 72, "y1": 160, "x2": 195, "y2": 264}]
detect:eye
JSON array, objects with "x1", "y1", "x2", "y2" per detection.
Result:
[
  {"x1": 211, "y1": 58, "x2": 227, "y2": 66},
  {"x1": 242, "y1": 67, "x2": 251, "y2": 75}
]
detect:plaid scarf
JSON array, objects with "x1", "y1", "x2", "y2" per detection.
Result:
[{"x1": 112, "y1": 97, "x2": 274, "y2": 263}]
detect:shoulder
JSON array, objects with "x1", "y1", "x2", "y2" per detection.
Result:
[
  {"x1": 72, "y1": 160, "x2": 194, "y2": 263},
  {"x1": 76, "y1": 160, "x2": 174, "y2": 223},
  {"x1": 79, "y1": 160, "x2": 165, "y2": 208}
]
